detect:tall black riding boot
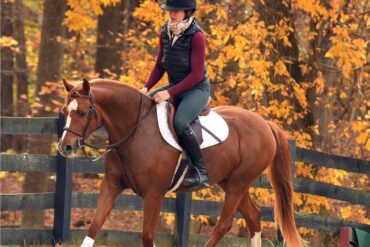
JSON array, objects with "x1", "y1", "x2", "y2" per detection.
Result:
[{"x1": 180, "y1": 124, "x2": 209, "y2": 188}]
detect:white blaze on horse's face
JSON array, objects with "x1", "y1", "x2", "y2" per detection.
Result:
[
  {"x1": 61, "y1": 98, "x2": 79, "y2": 143},
  {"x1": 58, "y1": 98, "x2": 80, "y2": 158}
]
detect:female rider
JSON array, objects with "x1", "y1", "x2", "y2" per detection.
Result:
[{"x1": 140, "y1": 0, "x2": 210, "y2": 189}]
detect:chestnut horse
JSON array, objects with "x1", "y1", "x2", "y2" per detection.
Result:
[{"x1": 58, "y1": 78, "x2": 302, "y2": 247}]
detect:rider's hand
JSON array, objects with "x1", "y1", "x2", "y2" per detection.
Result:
[
  {"x1": 139, "y1": 87, "x2": 148, "y2": 94},
  {"x1": 153, "y1": 90, "x2": 170, "y2": 103}
]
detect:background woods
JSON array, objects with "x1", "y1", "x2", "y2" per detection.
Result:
[{"x1": 0, "y1": 0, "x2": 369, "y2": 245}]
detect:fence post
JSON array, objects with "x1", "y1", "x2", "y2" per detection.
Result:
[
  {"x1": 52, "y1": 112, "x2": 72, "y2": 244},
  {"x1": 175, "y1": 192, "x2": 192, "y2": 247},
  {"x1": 277, "y1": 140, "x2": 297, "y2": 242}
]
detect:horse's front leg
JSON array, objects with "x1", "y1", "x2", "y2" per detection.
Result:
[
  {"x1": 81, "y1": 176, "x2": 124, "y2": 247},
  {"x1": 142, "y1": 193, "x2": 165, "y2": 247}
]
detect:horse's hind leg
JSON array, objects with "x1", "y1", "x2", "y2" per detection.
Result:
[
  {"x1": 238, "y1": 192, "x2": 262, "y2": 247},
  {"x1": 205, "y1": 183, "x2": 245, "y2": 247},
  {"x1": 81, "y1": 177, "x2": 124, "y2": 247}
]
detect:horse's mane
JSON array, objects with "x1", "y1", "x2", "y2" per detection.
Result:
[
  {"x1": 81, "y1": 79, "x2": 153, "y2": 102},
  {"x1": 89, "y1": 79, "x2": 136, "y2": 91}
]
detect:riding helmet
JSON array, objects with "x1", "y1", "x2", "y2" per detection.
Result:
[{"x1": 161, "y1": 0, "x2": 197, "y2": 11}]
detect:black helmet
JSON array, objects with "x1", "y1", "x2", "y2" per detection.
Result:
[{"x1": 161, "y1": 0, "x2": 196, "y2": 11}]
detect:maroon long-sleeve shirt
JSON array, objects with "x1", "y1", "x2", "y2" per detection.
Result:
[{"x1": 145, "y1": 31, "x2": 206, "y2": 96}]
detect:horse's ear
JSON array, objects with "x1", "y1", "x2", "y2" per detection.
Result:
[
  {"x1": 82, "y1": 78, "x2": 90, "y2": 95},
  {"x1": 63, "y1": 78, "x2": 73, "y2": 92}
]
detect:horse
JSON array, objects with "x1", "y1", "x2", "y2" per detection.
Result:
[{"x1": 58, "y1": 78, "x2": 303, "y2": 247}]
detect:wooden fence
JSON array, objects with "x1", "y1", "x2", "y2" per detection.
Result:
[{"x1": 1, "y1": 115, "x2": 369, "y2": 246}]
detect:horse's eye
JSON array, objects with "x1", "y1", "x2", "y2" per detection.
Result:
[{"x1": 78, "y1": 111, "x2": 86, "y2": 117}]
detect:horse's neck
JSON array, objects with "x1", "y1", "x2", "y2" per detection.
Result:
[{"x1": 94, "y1": 86, "x2": 153, "y2": 143}]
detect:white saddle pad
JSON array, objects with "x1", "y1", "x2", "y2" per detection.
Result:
[{"x1": 156, "y1": 101, "x2": 229, "y2": 151}]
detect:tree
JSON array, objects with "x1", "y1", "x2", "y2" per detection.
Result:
[
  {"x1": 1, "y1": 0, "x2": 14, "y2": 117},
  {"x1": 11, "y1": 0, "x2": 30, "y2": 153},
  {"x1": 1, "y1": 0, "x2": 15, "y2": 152},
  {"x1": 22, "y1": 0, "x2": 67, "y2": 227},
  {"x1": 36, "y1": 0, "x2": 66, "y2": 91},
  {"x1": 95, "y1": 0, "x2": 139, "y2": 78},
  {"x1": 13, "y1": 0, "x2": 29, "y2": 117}
]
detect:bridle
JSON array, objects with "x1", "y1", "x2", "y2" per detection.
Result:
[
  {"x1": 62, "y1": 90, "x2": 155, "y2": 194},
  {"x1": 63, "y1": 91, "x2": 103, "y2": 149},
  {"x1": 63, "y1": 90, "x2": 155, "y2": 153}
]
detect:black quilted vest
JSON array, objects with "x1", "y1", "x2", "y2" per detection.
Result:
[{"x1": 161, "y1": 20, "x2": 208, "y2": 87}]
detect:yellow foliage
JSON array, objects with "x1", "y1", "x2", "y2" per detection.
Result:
[
  {"x1": 65, "y1": 0, "x2": 120, "y2": 31},
  {"x1": 268, "y1": 99, "x2": 293, "y2": 119},
  {"x1": 213, "y1": 90, "x2": 231, "y2": 106},
  {"x1": 236, "y1": 218, "x2": 247, "y2": 228},
  {"x1": 298, "y1": 227, "x2": 315, "y2": 237},
  {"x1": 17, "y1": 172, "x2": 25, "y2": 183},
  {"x1": 161, "y1": 212, "x2": 175, "y2": 226},
  {"x1": 295, "y1": 162, "x2": 313, "y2": 179},
  {"x1": 133, "y1": 0, "x2": 166, "y2": 33},
  {"x1": 0, "y1": 172, "x2": 7, "y2": 179},
  {"x1": 0, "y1": 36, "x2": 18, "y2": 48},
  {"x1": 340, "y1": 206, "x2": 353, "y2": 219},
  {"x1": 325, "y1": 26, "x2": 367, "y2": 78},
  {"x1": 291, "y1": 130, "x2": 313, "y2": 148},
  {"x1": 274, "y1": 60, "x2": 291, "y2": 78},
  {"x1": 293, "y1": 84, "x2": 308, "y2": 110},
  {"x1": 314, "y1": 71, "x2": 325, "y2": 94},
  {"x1": 195, "y1": 215, "x2": 209, "y2": 225},
  {"x1": 297, "y1": 194, "x2": 330, "y2": 214}
]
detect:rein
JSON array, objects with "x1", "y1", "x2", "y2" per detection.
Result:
[{"x1": 63, "y1": 91, "x2": 155, "y2": 194}]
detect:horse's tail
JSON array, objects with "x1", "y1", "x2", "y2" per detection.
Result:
[{"x1": 267, "y1": 121, "x2": 302, "y2": 247}]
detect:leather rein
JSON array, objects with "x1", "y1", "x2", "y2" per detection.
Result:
[{"x1": 62, "y1": 91, "x2": 155, "y2": 193}]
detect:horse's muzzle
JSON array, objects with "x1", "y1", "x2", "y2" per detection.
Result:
[{"x1": 58, "y1": 141, "x2": 78, "y2": 157}]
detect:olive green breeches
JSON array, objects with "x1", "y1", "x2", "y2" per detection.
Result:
[{"x1": 150, "y1": 84, "x2": 210, "y2": 136}]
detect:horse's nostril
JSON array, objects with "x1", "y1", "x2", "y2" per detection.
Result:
[{"x1": 63, "y1": 144, "x2": 73, "y2": 153}]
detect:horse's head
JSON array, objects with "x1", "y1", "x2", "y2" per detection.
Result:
[{"x1": 58, "y1": 78, "x2": 102, "y2": 157}]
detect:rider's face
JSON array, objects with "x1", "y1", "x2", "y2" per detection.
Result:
[{"x1": 169, "y1": 10, "x2": 186, "y2": 23}]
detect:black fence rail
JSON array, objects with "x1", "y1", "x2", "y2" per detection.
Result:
[{"x1": 1, "y1": 115, "x2": 369, "y2": 246}]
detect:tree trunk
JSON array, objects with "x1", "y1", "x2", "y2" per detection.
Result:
[
  {"x1": 13, "y1": 0, "x2": 29, "y2": 117},
  {"x1": 22, "y1": 0, "x2": 67, "y2": 227},
  {"x1": 12, "y1": 0, "x2": 29, "y2": 153},
  {"x1": 1, "y1": 0, "x2": 14, "y2": 117},
  {"x1": 95, "y1": 0, "x2": 139, "y2": 78},
  {"x1": 304, "y1": 15, "x2": 336, "y2": 150},
  {"x1": 1, "y1": 0, "x2": 15, "y2": 152},
  {"x1": 35, "y1": 0, "x2": 66, "y2": 91}
]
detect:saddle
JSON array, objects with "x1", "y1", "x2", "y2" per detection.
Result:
[{"x1": 167, "y1": 97, "x2": 212, "y2": 145}]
